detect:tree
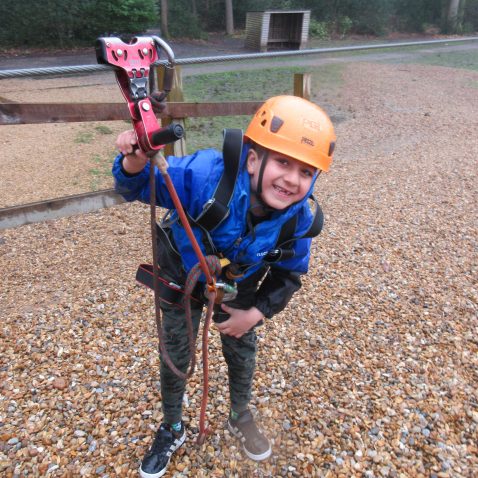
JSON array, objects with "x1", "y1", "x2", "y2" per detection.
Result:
[
  {"x1": 160, "y1": 0, "x2": 170, "y2": 38},
  {"x1": 447, "y1": 0, "x2": 461, "y2": 31},
  {"x1": 443, "y1": 0, "x2": 467, "y2": 32},
  {"x1": 0, "y1": 0, "x2": 157, "y2": 47},
  {"x1": 225, "y1": 0, "x2": 234, "y2": 35}
]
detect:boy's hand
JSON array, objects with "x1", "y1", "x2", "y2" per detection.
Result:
[
  {"x1": 149, "y1": 90, "x2": 167, "y2": 114},
  {"x1": 116, "y1": 130, "x2": 149, "y2": 174},
  {"x1": 215, "y1": 305, "x2": 264, "y2": 338}
]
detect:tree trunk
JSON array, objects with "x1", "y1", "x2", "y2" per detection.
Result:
[
  {"x1": 447, "y1": 0, "x2": 461, "y2": 32},
  {"x1": 160, "y1": 0, "x2": 169, "y2": 38},
  {"x1": 225, "y1": 0, "x2": 234, "y2": 35},
  {"x1": 458, "y1": 0, "x2": 467, "y2": 27},
  {"x1": 192, "y1": 0, "x2": 197, "y2": 17}
]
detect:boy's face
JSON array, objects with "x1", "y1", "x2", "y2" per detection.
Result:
[{"x1": 247, "y1": 149, "x2": 316, "y2": 210}]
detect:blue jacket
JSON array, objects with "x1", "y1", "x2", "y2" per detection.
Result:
[{"x1": 112, "y1": 145, "x2": 319, "y2": 317}]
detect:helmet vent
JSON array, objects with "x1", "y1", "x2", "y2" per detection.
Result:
[
  {"x1": 328, "y1": 141, "x2": 336, "y2": 156},
  {"x1": 270, "y1": 116, "x2": 284, "y2": 133}
]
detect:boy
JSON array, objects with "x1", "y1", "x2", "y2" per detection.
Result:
[{"x1": 112, "y1": 95, "x2": 336, "y2": 478}]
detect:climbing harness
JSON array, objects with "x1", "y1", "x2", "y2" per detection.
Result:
[{"x1": 96, "y1": 35, "x2": 221, "y2": 444}]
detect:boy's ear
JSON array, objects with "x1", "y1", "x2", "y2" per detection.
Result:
[{"x1": 246, "y1": 148, "x2": 259, "y2": 175}]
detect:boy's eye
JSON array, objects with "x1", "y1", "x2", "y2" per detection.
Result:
[{"x1": 302, "y1": 169, "x2": 314, "y2": 177}]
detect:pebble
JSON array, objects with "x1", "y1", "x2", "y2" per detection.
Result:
[
  {"x1": 282, "y1": 420, "x2": 292, "y2": 431},
  {"x1": 51, "y1": 378, "x2": 68, "y2": 390}
]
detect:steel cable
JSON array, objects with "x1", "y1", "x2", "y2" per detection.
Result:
[{"x1": 1, "y1": 37, "x2": 477, "y2": 80}]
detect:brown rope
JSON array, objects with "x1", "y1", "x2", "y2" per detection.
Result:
[{"x1": 149, "y1": 155, "x2": 222, "y2": 443}]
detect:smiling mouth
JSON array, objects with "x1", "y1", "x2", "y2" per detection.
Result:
[{"x1": 273, "y1": 185, "x2": 294, "y2": 196}]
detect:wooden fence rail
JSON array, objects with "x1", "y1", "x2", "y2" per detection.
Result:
[
  {"x1": 0, "y1": 101, "x2": 263, "y2": 125},
  {"x1": 0, "y1": 73, "x2": 310, "y2": 230}
]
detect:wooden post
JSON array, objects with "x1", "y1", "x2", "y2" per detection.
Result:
[
  {"x1": 156, "y1": 65, "x2": 187, "y2": 157},
  {"x1": 293, "y1": 73, "x2": 311, "y2": 100}
]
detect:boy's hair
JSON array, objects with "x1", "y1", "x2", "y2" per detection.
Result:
[{"x1": 248, "y1": 141, "x2": 267, "y2": 158}]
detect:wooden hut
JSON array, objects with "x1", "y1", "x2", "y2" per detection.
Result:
[{"x1": 245, "y1": 10, "x2": 311, "y2": 52}]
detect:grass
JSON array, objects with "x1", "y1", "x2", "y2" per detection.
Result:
[
  {"x1": 89, "y1": 153, "x2": 113, "y2": 191},
  {"x1": 181, "y1": 64, "x2": 345, "y2": 152},
  {"x1": 74, "y1": 124, "x2": 116, "y2": 190},
  {"x1": 76, "y1": 124, "x2": 114, "y2": 145},
  {"x1": 95, "y1": 125, "x2": 114, "y2": 135},
  {"x1": 401, "y1": 49, "x2": 478, "y2": 71},
  {"x1": 75, "y1": 130, "x2": 94, "y2": 144}
]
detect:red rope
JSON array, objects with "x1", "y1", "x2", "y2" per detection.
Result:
[
  {"x1": 184, "y1": 257, "x2": 222, "y2": 444},
  {"x1": 150, "y1": 157, "x2": 223, "y2": 444}
]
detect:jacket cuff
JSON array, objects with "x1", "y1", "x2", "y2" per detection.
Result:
[{"x1": 254, "y1": 296, "x2": 273, "y2": 319}]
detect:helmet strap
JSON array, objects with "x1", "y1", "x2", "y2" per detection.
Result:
[{"x1": 254, "y1": 150, "x2": 268, "y2": 208}]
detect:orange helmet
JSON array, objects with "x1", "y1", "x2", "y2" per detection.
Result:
[{"x1": 244, "y1": 95, "x2": 336, "y2": 172}]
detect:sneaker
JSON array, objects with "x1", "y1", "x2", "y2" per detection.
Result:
[
  {"x1": 139, "y1": 422, "x2": 186, "y2": 478},
  {"x1": 227, "y1": 410, "x2": 272, "y2": 461}
]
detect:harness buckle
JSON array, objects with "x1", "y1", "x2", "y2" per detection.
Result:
[{"x1": 214, "y1": 281, "x2": 238, "y2": 304}]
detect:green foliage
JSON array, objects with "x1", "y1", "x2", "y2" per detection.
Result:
[
  {"x1": 0, "y1": 0, "x2": 157, "y2": 47},
  {"x1": 337, "y1": 16, "x2": 354, "y2": 37},
  {"x1": 82, "y1": 0, "x2": 158, "y2": 39},
  {"x1": 392, "y1": 0, "x2": 442, "y2": 32},
  {"x1": 167, "y1": 0, "x2": 206, "y2": 39},
  {"x1": 309, "y1": 20, "x2": 330, "y2": 40},
  {"x1": 1, "y1": 0, "x2": 477, "y2": 47},
  {"x1": 461, "y1": 0, "x2": 478, "y2": 33}
]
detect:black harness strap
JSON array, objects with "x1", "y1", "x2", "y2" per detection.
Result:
[
  {"x1": 136, "y1": 264, "x2": 203, "y2": 305},
  {"x1": 277, "y1": 214, "x2": 298, "y2": 246},
  {"x1": 264, "y1": 195, "x2": 324, "y2": 263},
  {"x1": 193, "y1": 128, "x2": 243, "y2": 231},
  {"x1": 299, "y1": 195, "x2": 324, "y2": 239}
]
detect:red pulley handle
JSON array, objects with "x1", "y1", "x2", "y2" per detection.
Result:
[{"x1": 95, "y1": 35, "x2": 175, "y2": 153}]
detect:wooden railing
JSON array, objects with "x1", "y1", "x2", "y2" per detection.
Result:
[{"x1": 0, "y1": 71, "x2": 311, "y2": 230}]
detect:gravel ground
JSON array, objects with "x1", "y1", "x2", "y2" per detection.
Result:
[{"x1": 1, "y1": 60, "x2": 478, "y2": 477}]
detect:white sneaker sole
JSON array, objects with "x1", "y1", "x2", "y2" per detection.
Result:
[
  {"x1": 139, "y1": 430, "x2": 186, "y2": 478},
  {"x1": 227, "y1": 421, "x2": 272, "y2": 461}
]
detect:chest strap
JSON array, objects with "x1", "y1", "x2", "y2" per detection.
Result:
[
  {"x1": 192, "y1": 128, "x2": 243, "y2": 231},
  {"x1": 264, "y1": 195, "x2": 323, "y2": 263}
]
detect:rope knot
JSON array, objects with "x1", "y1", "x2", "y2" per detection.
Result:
[{"x1": 185, "y1": 255, "x2": 222, "y2": 297}]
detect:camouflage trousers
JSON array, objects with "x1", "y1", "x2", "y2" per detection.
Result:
[{"x1": 159, "y1": 301, "x2": 257, "y2": 425}]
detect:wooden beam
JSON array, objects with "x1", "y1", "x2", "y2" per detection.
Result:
[
  {"x1": 157, "y1": 66, "x2": 187, "y2": 157},
  {"x1": 0, "y1": 101, "x2": 264, "y2": 125},
  {"x1": 0, "y1": 189, "x2": 124, "y2": 230},
  {"x1": 294, "y1": 73, "x2": 311, "y2": 100}
]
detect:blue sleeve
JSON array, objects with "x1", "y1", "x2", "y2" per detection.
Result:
[
  {"x1": 111, "y1": 150, "x2": 223, "y2": 211},
  {"x1": 112, "y1": 154, "x2": 151, "y2": 202}
]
